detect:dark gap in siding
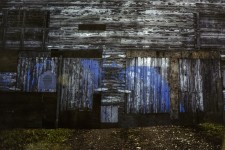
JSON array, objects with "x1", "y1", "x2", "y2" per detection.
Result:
[
  {"x1": 19, "y1": 51, "x2": 50, "y2": 57},
  {"x1": 0, "y1": 92, "x2": 57, "y2": 128},
  {"x1": 0, "y1": 1, "x2": 7, "y2": 9},
  {"x1": 78, "y1": 24, "x2": 106, "y2": 31},
  {"x1": 51, "y1": 49, "x2": 102, "y2": 58},
  {"x1": 46, "y1": 11, "x2": 50, "y2": 28},
  {"x1": 0, "y1": 51, "x2": 18, "y2": 72}
]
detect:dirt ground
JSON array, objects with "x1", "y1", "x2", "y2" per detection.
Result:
[{"x1": 72, "y1": 125, "x2": 222, "y2": 150}]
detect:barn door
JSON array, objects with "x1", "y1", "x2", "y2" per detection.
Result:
[
  {"x1": 126, "y1": 57, "x2": 170, "y2": 114},
  {"x1": 179, "y1": 59, "x2": 203, "y2": 112},
  {"x1": 179, "y1": 59, "x2": 221, "y2": 113},
  {"x1": 60, "y1": 58, "x2": 101, "y2": 111}
]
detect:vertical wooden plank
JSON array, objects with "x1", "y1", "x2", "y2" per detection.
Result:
[
  {"x1": 201, "y1": 59, "x2": 222, "y2": 113},
  {"x1": 179, "y1": 59, "x2": 205, "y2": 113},
  {"x1": 101, "y1": 106, "x2": 118, "y2": 123},
  {"x1": 60, "y1": 58, "x2": 101, "y2": 111},
  {"x1": 126, "y1": 57, "x2": 170, "y2": 114},
  {"x1": 170, "y1": 58, "x2": 179, "y2": 119},
  {"x1": 145, "y1": 58, "x2": 150, "y2": 113},
  {"x1": 56, "y1": 55, "x2": 62, "y2": 128}
]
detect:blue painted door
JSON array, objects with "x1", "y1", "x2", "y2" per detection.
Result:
[{"x1": 125, "y1": 57, "x2": 170, "y2": 114}]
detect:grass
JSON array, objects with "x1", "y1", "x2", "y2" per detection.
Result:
[
  {"x1": 198, "y1": 123, "x2": 225, "y2": 138},
  {"x1": 198, "y1": 123, "x2": 225, "y2": 149},
  {"x1": 0, "y1": 128, "x2": 74, "y2": 150}
]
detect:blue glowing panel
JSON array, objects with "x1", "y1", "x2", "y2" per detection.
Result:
[
  {"x1": 38, "y1": 71, "x2": 56, "y2": 92},
  {"x1": 101, "y1": 106, "x2": 118, "y2": 123},
  {"x1": 0, "y1": 72, "x2": 17, "y2": 91},
  {"x1": 17, "y1": 57, "x2": 58, "y2": 92},
  {"x1": 126, "y1": 57, "x2": 170, "y2": 114}
]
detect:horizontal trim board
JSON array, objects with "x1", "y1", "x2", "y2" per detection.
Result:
[
  {"x1": 126, "y1": 50, "x2": 220, "y2": 59},
  {"x1": 51, "y1": 49, "x2": 102, "y2": 58}
]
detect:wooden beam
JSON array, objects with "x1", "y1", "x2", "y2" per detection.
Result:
[
  {"x1": 51, "y1": 49, "x2": 103, "y2": 58},
  {"x1": 126, "y1": 50, "x2": 220, "y2": 59},
  {"x1": 169, "y1": 58, "x2": 179, "y2": 120}
]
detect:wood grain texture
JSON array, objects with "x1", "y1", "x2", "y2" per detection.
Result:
[
  {"x1": 126, "y1": 57, "x2": 170, "y2": 114},
  {"x1": 17, "y1": 57, "x2": 58, "y2": 92},
  {"x1": 179, "y1": 59, "x2": 223, "y2": 113},
  {"x1": 0, "y1": 1, "x2": 224, "y2": 121},
  {"x1": 169, "y1": 58, "x2": 179, "y2": 119},
  {"x1": 0, "y1": 1, "x2": 225, "y2": 51},
  {"x1": 60, "y1": 58, "x2": 101, "y2": 111}
]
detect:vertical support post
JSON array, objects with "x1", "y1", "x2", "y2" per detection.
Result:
[
  {"x1": 169, "y1": 57, "x2": 179, "y2": 120},
  {"x1": 217, "y1": 59, "x2": 224, "y2": 124},
  {"x1": 42, "y1": 11, "x2": 49, "y2": 51},
  {"x1": 56, "y1": 55, "x2": 63, "y2": 128}
]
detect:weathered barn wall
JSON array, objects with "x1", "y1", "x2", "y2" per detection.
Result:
[
  {"x1": 199, "y1": 13, "x2": 225, "y2": 49},
  {"x1": 179, "y1": 59, "x2": 222, "y2": 113},
  {"x1": 17, "y1": 57, "x2": 58, "y2": 92},
  {"x1": 125, "y1": 57, "x2": 170, "y2": 114},
  {"x1": 60, "y1": 58, "x2": 101, "y2": 111},
  {"x1": 1, "y1": 1, "x2": 225, "y2": 51},
  {"x1": 0, "y1": 9, "x2": 48, "y2": 51},
  {"x1": 0, "y1": 72, "x2": 16, "y2": 91},
  {"x1": 179, "y1": 59, "x2": 204, "y2": 113},
  {"x1": 0, "y1": 0, "x2": 224, "y2": 126},
  {"x1": 179, "y1": 59, "x2": 223, "y2": 123}
]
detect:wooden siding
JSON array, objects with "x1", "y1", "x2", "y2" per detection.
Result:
[
  {"x1": 60, "y1": 58, "x2": 101, "y2": 111},
  {"x1": 0, "y1": 0, "x2": 224, "y2": 124},
  {"x1": 126, "y1": 57, "x2": 170, "y2": 114},
  {"x1": 0, "y1": 9, "x2": 48, "y2": 51},
  {"x1": 101, "y1": 106, "x2": 118, "y2": 123},
  {"x1": 199, "y1": 13, "x2": 225, "y2": 49},
  {"x1": 17, "y1": 57, "x2": 58, "y2": 92},
  {"x1": 179, "y1": 59, "x2": 222, "y2": 113},
  {"x1": 0, "y1": 1, "x2": 225, "y2": 51},
  {"x1": 179, "y1": 59, "x2": 203, "y2": 112},
  {"x1": 0, "y1": 72, "x2": 17, "y2": 91}
]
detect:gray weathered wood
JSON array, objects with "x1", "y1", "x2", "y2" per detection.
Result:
[
  {"x1": 60, "y1": 58, "x2": 101, "y2": 111},
  {"x1": 126, "y1": 57, "x2": 170, "y2": 114}
]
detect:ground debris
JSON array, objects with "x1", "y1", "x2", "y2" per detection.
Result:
[{"x1": 71, "y1": 125, "x2": 221, "y2": 150}]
